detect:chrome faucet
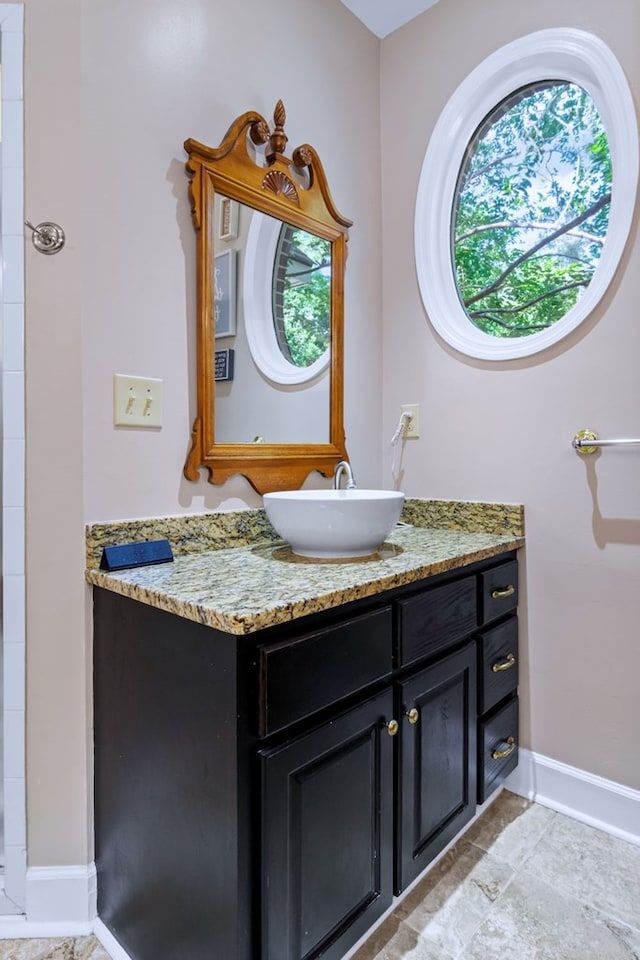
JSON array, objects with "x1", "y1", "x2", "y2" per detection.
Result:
[{"x1": 333, "y1": 460, "x2": 357, "y2": 490}]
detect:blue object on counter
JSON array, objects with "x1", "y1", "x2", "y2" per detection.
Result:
[{"x1": 100, "y1": 539, "x2": 174, "y2": 572}]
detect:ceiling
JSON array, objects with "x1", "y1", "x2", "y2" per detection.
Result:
[{"x1": 338, "y1": 0, "x2": 440, "y2": 38}]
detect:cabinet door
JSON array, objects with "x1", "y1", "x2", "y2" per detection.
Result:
[
  {"x1": 261, "y1": 690, "x2": 394, "y2": 960},
  {"x1": 397, "y1": 642, "x2": 477, "y2": 893}
]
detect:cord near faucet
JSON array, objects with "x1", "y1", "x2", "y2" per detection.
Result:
[{"x1": 390, "y1": 410, "x2": 414, "y2": 485}]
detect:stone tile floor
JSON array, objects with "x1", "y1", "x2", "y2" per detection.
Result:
[
  {"x1": 351, "y1": 790, "x2": 640, "y2": 960},
  {"x1": 0, "y1": 790, "x2": 638, "y2": 960},
  {"x1": 0, "y1": 937, "x2": 109, "y2": 960}
]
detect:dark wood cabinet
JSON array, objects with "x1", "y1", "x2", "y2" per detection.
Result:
[
  {"x1": 475, "y1": 559, "x2": 520, "y2": 802},
  {"x1": 477, "y1": 616, "x2": 519, "y2": 716},
  {"x1": 258, "y1": 607, "x2": 393, "y2": 737},
  {"x1": 396, "y1": 642, "x2": 476, "y2": 892},
  {"x1": 93, "y1": 550, "x2": 519, "y2": 960},
  {"x1": 479, "y1": 694, "x2": 519, "y2": 802},
  {"x1": 261, "y1": 690, "x2": 394, "y2": 960},
  {"x1": 396, "y1": 576, "x2": 476, "y2": 667}
]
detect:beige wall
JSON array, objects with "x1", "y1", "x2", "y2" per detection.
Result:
[
  {"x1": 22, "y1": 0, "x2": 380, "y2": 865},
  {"x1": 81, "y1": 0, "x2": 383, "y2": 520},
  {"x1": 380, "y1": 0, "x2": 640, "y2": 789},
  {"x1": 22, "y1": 0, "x2": 88, "y2": 865}
]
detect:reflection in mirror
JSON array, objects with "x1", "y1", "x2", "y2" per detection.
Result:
[
  {"x1": 214, "y1": 197, "x2": 331, "y2": 445},
  {"x1": 273, "y1": 225, "x2": 331, "y2": 369},
  {"x1": 183, "y1": 101, "x2": 352, "y2": 494}
]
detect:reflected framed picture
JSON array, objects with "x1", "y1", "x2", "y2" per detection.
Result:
[
  {"x1": 215, "y1": 348, "x2": 235, "y2": 381},
  {"x1": 214, "y1": 249, "x2": 237, "y2": 338},
  {"x1": 218, "y1": 196, "x2": 239, "y2": 240}
]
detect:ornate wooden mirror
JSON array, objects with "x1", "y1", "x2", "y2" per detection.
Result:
[{"x1": 183, "y1": 102, "x2": 351, "y2": 494}]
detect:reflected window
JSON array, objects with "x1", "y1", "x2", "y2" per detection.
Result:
[
  {"x1": 453, "y1": 82, "x2": 611, "y2": 339},
  {"x1": 272, "y1": 225, "x2": 331, "y2": 367}
]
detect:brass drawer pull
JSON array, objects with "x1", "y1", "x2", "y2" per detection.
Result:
[
  {"x1": 492, "y1": 736, "x2": 516, "y2": 760},
  {"x1": 405, "y1": 708, "x2": 419, "y2": 725},
  {"x1": 491, "y1": 584, "x2": 515, "y2": 600},
  {"x1": 492, "y1": 652, "x2": 516, "y2": 673},
  {"x1": 384, "y1": 719, "x2": 399, "y2": 737}
]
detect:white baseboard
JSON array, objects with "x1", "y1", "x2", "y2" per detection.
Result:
[
  {"x1": 94, "y1": 917, "x2": 132, "y2": 960},
  {"x1": 24, "y1": 863, "x2": 97, "y2": 924},
  {"x1": 0, "y1": 916, "x2": 94, "y2": 938},
  {"x1": 505, "y1": 747, "x2": 640, "y2": 846},
  {"x1": 0, "y1": 863, "x2": 96, "y2": 937}
]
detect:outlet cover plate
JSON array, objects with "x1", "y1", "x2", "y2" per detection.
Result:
[
  {"x1": 114, "y1": 374, "x2": 163, "y2": 428},
  {"x1": 400, "y1": 404, "x2": 420, "y2": 438}
]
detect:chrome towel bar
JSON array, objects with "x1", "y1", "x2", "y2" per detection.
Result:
[{"x1": 572, "y1": 429, "x2": 640, "y2": 455}]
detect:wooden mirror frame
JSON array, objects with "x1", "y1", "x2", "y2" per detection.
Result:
[{"x1": 183, "y1": 101, "x2": 352, "y2": 494}]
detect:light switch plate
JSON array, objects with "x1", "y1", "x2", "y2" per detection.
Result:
[{"x1": 114, "y1": 374, "x2": 163, "y2": 428}]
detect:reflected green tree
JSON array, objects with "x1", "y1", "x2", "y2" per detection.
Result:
[{"x1": 275, "y1": 227, "x2": 331, "y2": 367}]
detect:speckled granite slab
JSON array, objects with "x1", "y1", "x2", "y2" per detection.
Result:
[
  {"x1": 402, "y1": 499, "x2": 523, "y2": 536},
  {"x1": 85, "y1": 498, "x2": 524, "y2": 570},
  {"x1": 85, "y1": 508, "x2": 280, "y2": 570},
  {"x1": 86, "y1": 521, "x2": 524, "y2": 635}
]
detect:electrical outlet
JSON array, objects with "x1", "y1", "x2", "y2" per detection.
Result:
[
  {"x1": 114, "y1": 375, "x2": 163, "y2": 428},
  {"x1": 400, "y1": 404, "x2": 420, "y2": 439}
]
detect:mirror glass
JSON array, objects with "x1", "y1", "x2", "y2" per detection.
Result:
[
  {"x1": 213, "y1": 196, "x2": 331, "y2": 445},
  {"x1": 272, "y1": 224, "x2": 331, "y2": 370},
  {"x1": 183, "y1": 102, "x2": 352, "y2": 494}
]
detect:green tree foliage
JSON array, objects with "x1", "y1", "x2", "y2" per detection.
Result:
[
  {"x1": 279, "y1": 228, "x2": 331, "y2": 367},
  {"x1": 453, "y1": 82, "x2": 611, "y2": 338}
]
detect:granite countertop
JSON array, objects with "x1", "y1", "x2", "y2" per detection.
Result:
[{"x1": 85, "y1": 499, "x2": 524, "y2": 636}]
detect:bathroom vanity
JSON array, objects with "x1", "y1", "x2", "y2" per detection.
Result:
[{"x1": 88, "y1": 501, "x2": 523, "y2": 960}]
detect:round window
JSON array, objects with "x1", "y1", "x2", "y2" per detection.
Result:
[{"x1": 415, "y1": 29, "x2": 638, "y2": 360}]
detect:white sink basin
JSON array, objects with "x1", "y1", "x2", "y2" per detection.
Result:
[{"x1": 263, "y1": 489, "x2": 405, "y2": 559}]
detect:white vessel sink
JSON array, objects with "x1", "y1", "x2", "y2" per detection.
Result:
[{"x1": 263, "y1": 489, "x2": 405, "y2": 559}]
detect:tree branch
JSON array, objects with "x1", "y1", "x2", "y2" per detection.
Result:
[
  {"x1": 472, "y1": 314, "x2": 553, "y2": 333},
  {"x1": 456, "y1": 221, "x2": 603, "y2": 246},
  {"x1": 463, "y1": 191, "x2": 611, "y2": 307},
  {"x1": 469, "y1": 279, "x2": 589, "y2": 318}
]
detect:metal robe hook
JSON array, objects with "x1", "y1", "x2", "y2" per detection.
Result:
[{"x1": 24, "y1": 220, "x2": 65, "y2": 255}]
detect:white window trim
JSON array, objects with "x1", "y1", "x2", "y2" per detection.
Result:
[
  {"x1": 243, "y1": 210, "x2": 329, "y2": 385},
  {"x1": 414, "y1": 28, "x2": 638, "y2": 360}
]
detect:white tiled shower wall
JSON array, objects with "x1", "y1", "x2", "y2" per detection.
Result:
[{"x1": 1, "y1": 3, "x2": 26, "y2": 911}]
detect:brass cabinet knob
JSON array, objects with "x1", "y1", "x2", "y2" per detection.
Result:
[
  {"x1": 492, "y1": 652, "x2": 516, "y2": 673},
  {"x1": 384, "y1": 719, "x2": 399, "y2": 737},
  {"x1": 405, "y1": 708, "x2": 419, "y2": 725},
  {"x1": 492, "y1": 736, "x2": 516, "y2": 760},
  {"x1": 491, "y1": 584, "x2": 515, "y2": 599}
]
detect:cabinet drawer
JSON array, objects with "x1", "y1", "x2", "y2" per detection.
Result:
[
  {"x1": 480, "y1": 560, "x2": 518, "y2": 624},
  {"x1": 478, "y1": 616, "x2": 518, "y2": 715},
  {"x1": 478, "y1": 695, "x2": 519, "y2": 802},
  {"x1": 258, "y1": 607, "x2": 393, "y2": 737},
  {"x1": 397, "y1": 577, "x2": 476, "y2": 668}
]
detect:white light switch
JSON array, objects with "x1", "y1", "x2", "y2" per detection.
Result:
[{"x1": 114, "y1": 375, "x2": 163, "y2": 428}]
